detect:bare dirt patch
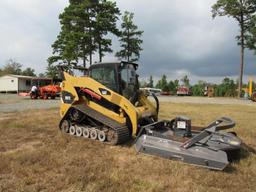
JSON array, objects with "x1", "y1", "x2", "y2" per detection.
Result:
[
  {"x1": 0, "y1": 94, "x2": 22, "y2": 104},
  {"x1": 0, "y1": 113, "x2": 14, "y2": 121},
  {"x1": 1, "y1": 141, "x2": 42, "y2": 155},
  {"x1": 0, "y1": 94, "x2": 60, "y2": 112}
]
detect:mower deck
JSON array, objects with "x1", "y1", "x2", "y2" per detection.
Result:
[{"x1": 135, "y1": 117, "x2": 242, "y2": 170}]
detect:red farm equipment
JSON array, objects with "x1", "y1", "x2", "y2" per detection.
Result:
[
  {"x1": 30, "y1": 85, "x2": 61, "y2": 99},
  {"x1": 19, "y1": 84, "x2": 61, "y2": 99}
]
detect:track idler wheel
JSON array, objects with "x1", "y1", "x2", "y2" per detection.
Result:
[
  {"x1": 90, "y1": 129, "x2": 98, "y2": 140},
  {"x1": 69, "y1": 126, "x2": 76, "y2": 135},
  {"x1": 98, "y1": 131, "x2": 106, "y2": 142},
  {"x1": 60, "y1": 120, "x2": 70, "y2": 133},
  {"x1": 76, "y1": 126, "x2": 83, "y2": 137},
  {"x1": 83, "y1": 128, "x2": 90, "y2": 138}
]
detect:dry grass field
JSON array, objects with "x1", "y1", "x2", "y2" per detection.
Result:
[{"x1": 0, "y1": 102, "x2": 256, "y2": 192}]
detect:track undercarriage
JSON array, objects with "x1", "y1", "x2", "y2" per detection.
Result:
[{"x1": 59, "y1": 104, "x2": 130, "y2": 145}]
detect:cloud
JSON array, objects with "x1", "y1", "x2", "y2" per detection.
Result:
[
  {"x1": 0, "y1": 0, "x2": 255, "y2": 83},
  {"x1": 114, "y1": 0, "x2": 256, "y2": 80},
  {"x1": 0, "y1": 0, "x2": 68, "y2": 71}
]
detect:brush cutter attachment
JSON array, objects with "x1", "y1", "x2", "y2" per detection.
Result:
[{"x1": 135, "y1": 117, "x2": 242, "y2": 170}]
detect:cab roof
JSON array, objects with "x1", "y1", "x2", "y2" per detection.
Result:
[{"x1": 89, "y1": 61, "x2": 138, "y2": 70}]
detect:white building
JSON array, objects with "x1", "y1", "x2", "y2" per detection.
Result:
[{"x1": 0, "y1": 74, "x2": 52, "y2": 93}]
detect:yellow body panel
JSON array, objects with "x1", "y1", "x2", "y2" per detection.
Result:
[{"x1": 60, "y1": 72, "x2": 157, "y2": 136}]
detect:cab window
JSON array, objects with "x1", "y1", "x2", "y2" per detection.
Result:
[
  {"x1": 90, "y1": 67, "x2": 118, "y2": 92},
  {"x1": 120, "y1": 64, "x2": 137, "y2": 99}
]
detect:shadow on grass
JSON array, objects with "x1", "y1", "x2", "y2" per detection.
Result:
[
  {"x1": 231, "y1": 143, "x2": 256, "y2": 162},
  {"x1": 241, "y1": 143, "x2": 256, "y2": 154},
  {"x1": 121, "y1": 138, "x2": 136, "y2": 147},
  {"x1": 225, "y1": 143, "x2": 256, "y2": 173}
]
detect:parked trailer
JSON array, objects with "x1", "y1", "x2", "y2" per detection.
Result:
[
  {"x1": 140, "y1": 88, "x2": 162, "y2": 96},
  {"x1": 177, "y1": 86, "x2": 192, "y2": 96}
]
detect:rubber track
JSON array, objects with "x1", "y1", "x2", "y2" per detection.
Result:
[{"x1": 73, "y1": 104, "x2": 130, "y2": 144}]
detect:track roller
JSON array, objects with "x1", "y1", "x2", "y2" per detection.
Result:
[
  {"x1": 83, "y1": 128, "x2": 90, "y2": 138},
  {"x1": 76, "y1": 126, "x2": 83, "y2": 137},
  {"x1": 69, "y1": 126, "x2": 76, "y2": 135},
  {"x1": 60, "y1": 120, "x2": 70, "y2": 133},
  {"x1": 90, "y1": 129, "x2": 98, "y2": 140},
  {"x1": 98, "y1": 131, "x2": 106, "y2": 142}
]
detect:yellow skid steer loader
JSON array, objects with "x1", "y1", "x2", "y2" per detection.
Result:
[{"x1": 59, "y1": 61, "x2": 242, "y2": 170}]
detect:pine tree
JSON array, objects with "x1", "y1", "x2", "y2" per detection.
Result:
[
  {"x1": 156, "y1": 75, "x2": 169, "y2": 91},
  {"x1": 94, "y1": 0, "x2": 120, "y2": 62},
  {"x1": 48, "y1": 2, "x2": 85, "y2": 66},
  {"x1": 46, "y1": 65, "x2": 59, "y2": 79},
  {"x1": 247, "y1": 16, "x2": 256, "y2": 52},
  {"x1": 1, "y1": 59, "x2": 22, "y2": 75},
  {"x1": 49, "y1": 0, "x2": 120, "y2": 67},
  {"x1": 181, "y1": 75, "x2": 190, "y2": 87},
  {"x1": 22, "y1": 68, "x2": 36, "y2": 77},
  {"x1": 149, "y1": 75, "x2": 154, "y2": 87},
  {"x1": 48, "y1": 0, "x2": 97, "y2": 68},
  {"x1": 212, "y1": 0, "x2": 256, "y2": 97},
  {"x1": 116, "y1": 11, "x2": 144, "y2": 62}
]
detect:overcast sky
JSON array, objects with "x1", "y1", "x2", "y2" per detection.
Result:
[{"x1": 0, "y1": 0, "x2": 255, "y2": 84}]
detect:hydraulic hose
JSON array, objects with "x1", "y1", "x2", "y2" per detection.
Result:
[{"x1": 151, "y1": 93, "x2": 159, "y2": 115}]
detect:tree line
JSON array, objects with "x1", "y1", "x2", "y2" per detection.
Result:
[
  {"x1": 141, "y1": 74, "x2": 245, "y2": 97},
  {"x1": 48, "y1": 0, "x2": 144, "y2": 69},
  {"x1": 0, "y1": 59, "x2": 37, "y2": 77},
  {"x1": 0, "y1": 59, "x2": 245, "y2": 97},
  {"x1": 0, "y1": 59, "x2": 56, "y2": 78}
]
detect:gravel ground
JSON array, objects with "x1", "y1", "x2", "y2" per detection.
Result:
[
  {"x1": 0, "y1": 94, "x2": 60, "y2": 112},
  {"x1": 0, "y1": 94, "x2": 255, "y2": 113}
]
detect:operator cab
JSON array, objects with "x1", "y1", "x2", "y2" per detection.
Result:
[{"x1": 88, "y1": 61, "x2": 139, "y2": 100}]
